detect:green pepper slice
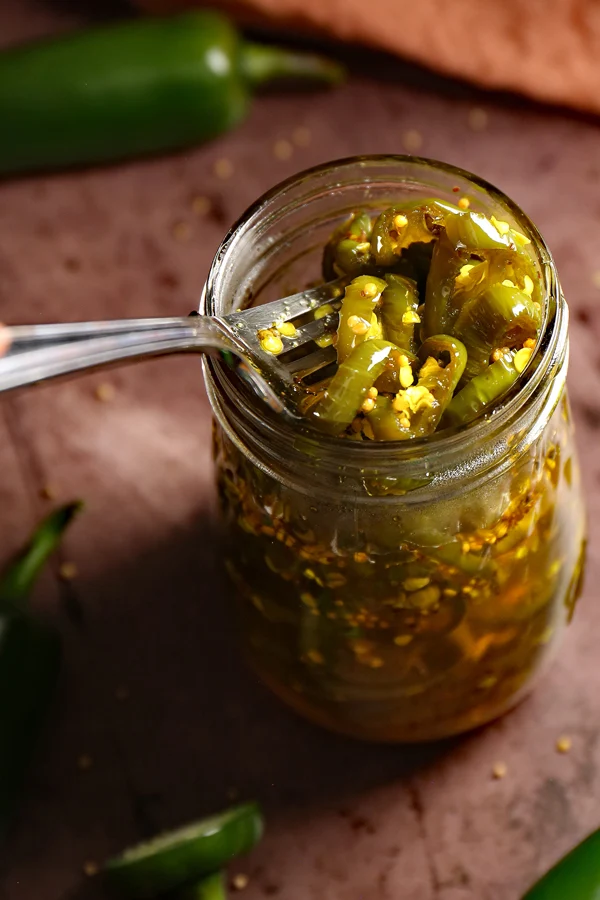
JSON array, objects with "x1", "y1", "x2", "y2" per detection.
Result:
[
  {"x1": 310, "y1": 339, "x2": 396, "y2": 435},
  {"x1": 0, "y1": 615, "x2": 61, "y2": 840},
  {"x1": 373, "y1": 346, "x2": 417, "y2": 394},
  {"x1": 178, "y1": 871, "x2": 227, "y2": 900},
  {"x1": 335, "y1": 274, "x2": 387, "y2": 363},
  {"x1": 368, "y1": 335, "x2": 467, "y2": 440},
  {"x1": 322, "y1": 210, "x2": 375, "y2": 280},
  {"x1": 444, "y1": 209, "x2": 516, "y2": 252},
  {"x1": 521, "y1": 827, "x2": 600, "y2": 899},
  {"x1": 367, "y1": 395, "x2": 411, "y2": 440},
  {"x1": 379, "y1": 273, "x2": 420, "y2": 353},
  {"x1": 423, "y1": 235, "x2": 468, "y2": 337},
  {"x1": 473, "y1": 246, "x2": 541, "y2": 304},
  {"x1": 412, "y1": 335, "x2": 468, "y2": 431},
  {"x1": 104, "y1": 803, "x2": 263, "y2": 899},
  {"x1": 442, "y1": 350, "x2": 519, "y2": 427},
  {"x1": 0, "y1": 502, "x2": 83, "y2": 614},
  {"x1": 452, "y1": 283, "x2": 541, "y2": 380},
  {"x1": 371, "y1": 205, "x2": 439, "y2": 267}
]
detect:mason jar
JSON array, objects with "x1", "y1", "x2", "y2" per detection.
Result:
[{"x1": 201, "y1": 156, "x2": 586, "y2": 742}]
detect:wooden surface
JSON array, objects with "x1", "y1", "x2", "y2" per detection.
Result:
[{"x1": 2, "y1": 3, "x2": 600, "y2": 899}]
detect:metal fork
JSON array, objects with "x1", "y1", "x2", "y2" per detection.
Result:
[{"x1": 0, "y1": 280, "x2": 344, "y2": 419}]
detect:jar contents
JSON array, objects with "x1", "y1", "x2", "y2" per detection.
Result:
[
  {"x1": 260, "y1": 198, "x2": 543, "y2": 438},
  {"x1": 214, "y1": 192, "x2": 585, "y2": 742}
]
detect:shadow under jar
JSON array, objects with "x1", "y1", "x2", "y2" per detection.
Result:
[{"x1": 201, "y1": 156, "x2": 586, "y2": 743}]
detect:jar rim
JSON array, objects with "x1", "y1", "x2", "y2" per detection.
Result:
[{"x1": 201, "y1": 154, "x2": 564, "y2": 477}]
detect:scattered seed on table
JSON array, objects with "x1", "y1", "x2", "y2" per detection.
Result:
[
  {"x1": 591, "y1": 271, "x2": 600, "y2": 289},
  {"x1": 191, "y1": 195, "x2": 212, "y2": 216},
  {"x1": 59, "y1": 562, "x2": 78, "y2": 581},
  {"x1": 292, "y1": 126, "x2": 311, "y2": 147},
  {"x1": 468, "y1": 107, "x2": 488, "y2": 132},
  {"x1": 94, "y1": 382, "x2": 116, "y2": 403},
  {"x1": 83, "y1": 861, "x2": 99, "y2": 877},
  {"x1": 172, "y1": 221, "x2": 191, "y2": 242},
  {"x1": 458, "y1": 197, "x2": 470, "y2": 210},
  {"x1": 232, "y1": 874, "x2": 249, "y2": 891},
  {"x1": 40, "y1": 484, "x2": 57, "y2": 500},
  {"x1": 492, "y1": 761, "x2": 507, "y2": 779},
  {"x1": 403, "y1": 129, "x2": 423, "y2": 153},
  {"x1": 214, "y1": 158, "x2": 234, "y2": 180},
  {"x1": 115, "y1": 685, "x2": 130, "y2": 701},
  {"x1": 274, "y1": 139, "x2": 293, "y2": 161},
  {"x1": 77, "y1": 754, "x2": 93, "y2": 772},
  {"x1": 556, "y1": 735, "x2": 572, "y2": 754}
]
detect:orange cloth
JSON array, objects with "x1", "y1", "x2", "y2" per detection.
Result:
[{"x1": 134, "y1": 0, "x2": 600, "y2": 114}]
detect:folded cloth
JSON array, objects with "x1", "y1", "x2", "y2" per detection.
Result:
[{"x1": 134, "y1": 0, "x2": 600, "y2": 115}]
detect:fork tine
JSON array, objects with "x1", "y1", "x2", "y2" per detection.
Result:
[
  {"x1": 275, "y1": 280, "x2": 345, "y2": 322},
  {"x1": 278, "y1": 313, "x2": 338, "y2": 351},
  {"x1": 227, "y1": 278, "x2": 346, "y2": 331},
  {"x1": 285, "y1": 345, "x2": 337, "y2": 377},
  {"x1": 220, "y1": 276, "x2": 346, "y2": 399}
]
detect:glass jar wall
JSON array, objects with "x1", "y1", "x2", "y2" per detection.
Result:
[{"x1": 202, "y1": 157, "x2": 586, "y2": 742}]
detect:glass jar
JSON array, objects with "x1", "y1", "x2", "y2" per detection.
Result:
[{"x1": 201, "y1": 156, "x2": 586, "y2": 742}]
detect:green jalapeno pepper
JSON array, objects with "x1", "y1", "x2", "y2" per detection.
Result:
[
  {"x1": 367, "y1": 395, "x2": 411, "y2": 440},
  {"x1": 335, "y1": 275, "x2": 387, "y2": 363},
  {"x1": 442, "y1": 350, "x2": 520, "y2": 427},
  {"x1": 373, "y1": 345, "x2": 417, "y2": 394},
  {"x1": 322, "y1": 211, "x2": 375, "y2": 280},
  {"x1": 410, "y1": 335, "x2": 468, "y2": 434},
  {"x1": 0, "y1": 501, "x2": 83, "y2": 614},
  {"x1": 0, "y1": 616, "x2": 61, "y2": 841},
  {"x1": 379, "y1": 274, "x2": 420, "y2": 353},
  {"x1": 179, "y1": 872, "x2": 228, "y2": 900},
  {"x1": 0, "y1": 503, "x2": 81, "y2": 838},
  {"x1": 521, "y1": 827, "x2": 600, "y2": 899},
  {"x1": 310, "y1": 339, "x2": 396, "y2": 435},
  {"x1": 368, "y1": 335, "x2": 466, "y2": 440},
  {"x1": 0, "y1": 11, "x2": 344, "y2": 176},
  {"x1": 423, "y1": 235, "x2": 469, "y2": 337},
  {"x1": 452, "y1": 283, "x2": 541, "y2": 381},
  {"x1": 371, "y1": 206, "x2": 439, "y2": 267},
  {"x1": 444, "y1": 209, "x2": 516, "y2": 252},
  {"x1": 104, "y1": 803, "x2": 263, "y2": 899}
]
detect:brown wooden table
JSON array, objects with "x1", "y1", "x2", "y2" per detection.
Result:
[{"x1": 1, "y1": 3, "x2": 600, "y2": 898}]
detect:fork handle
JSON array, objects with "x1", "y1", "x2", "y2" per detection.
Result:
[{"x1": 0, "y1": 315, "x2": 237, "y2": 392}]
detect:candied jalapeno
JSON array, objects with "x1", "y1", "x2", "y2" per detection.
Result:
[
  {"x1": 444, "y1": 207, "x2": 516, "y2": 252},
  {"x1": 380, "y1": 335, "x2": 467, "y2": 440},
  {"x1": 309, "y1": 339, "x2": 396, "y2": 435},
  {"x1": 379, "y1": 273, "x2": 420, "y2": 353},
  {"x1": 335, "y1": 274, "x2": 387, "y2": 363},
  {"x1": 452, "y1": 283, "x2": 541, "y2": 381},
  {"x1": 423, "y1": 234, "x2": 468, "y2": 337},
  {"x1": 300, "y1": 197, "x2": 544, "y2": 439},
  {"x1": 322, "y1": 210, "x2": 375, "y2": 280},
  {"x1": 371, "y1": 205, "x2": 440, "y2": 267},
  {"x1": 443, "y1": 350, "x2": 520, "y2": 428},
  {"x1": 367, "y1": 395, "x2": 410, "y2": 440}
]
